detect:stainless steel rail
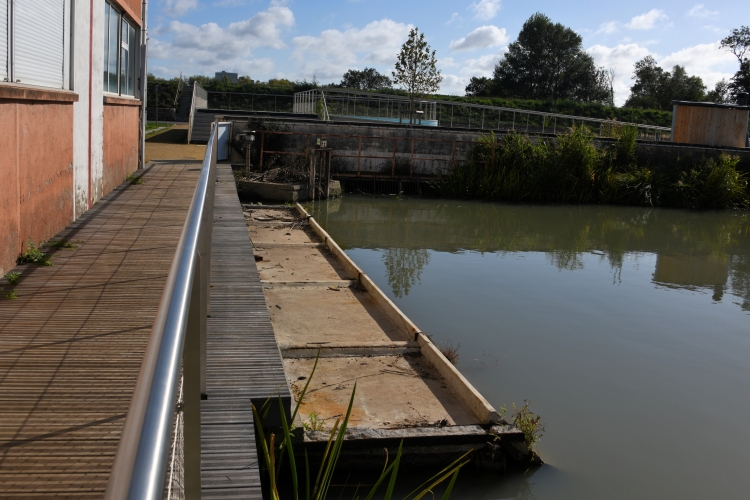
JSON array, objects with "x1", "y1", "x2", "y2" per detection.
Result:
[{"x1": 105, "y1": 123, "x2": 218, "y2": 500}]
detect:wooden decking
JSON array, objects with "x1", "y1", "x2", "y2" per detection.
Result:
[
  {"x1": 0, "y1": 163, "x2": 201, "y2": 498},
  {"x1": 0, "y1": 161, "x2": 286, "y2": 499},
  {"x1": 201, "y1": 165, "x2": 287, "y2": 499}
]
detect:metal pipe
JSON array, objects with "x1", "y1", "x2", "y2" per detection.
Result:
[{"x1": 104, "y1": 123, "x2": 218, "y2": 500}]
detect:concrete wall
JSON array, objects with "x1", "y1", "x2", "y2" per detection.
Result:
[
  {"x1": 0, "y1": 98, "x2": 76, "y2": 275},
  {"x1": 102, "y1": 101, "x2": 141, "y2": 194},
  {"x1": 228, "y1": 119, "x2": 750, "y2": 178}
]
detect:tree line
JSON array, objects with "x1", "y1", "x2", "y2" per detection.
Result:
[
  {"x1": 147, "y1": 18, "x2": 748, "y2": 117},
  {"x1": 465, "y1": 15, "x2": 749, "y2": 111}
]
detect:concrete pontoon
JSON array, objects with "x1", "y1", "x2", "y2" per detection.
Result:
[{"x1": 244, "y1": 203, "x2": 531, "y2": 469}]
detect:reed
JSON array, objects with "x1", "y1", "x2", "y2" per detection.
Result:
[{"x1": 433, "y1": 127, "x2": 749, "y2": 210}]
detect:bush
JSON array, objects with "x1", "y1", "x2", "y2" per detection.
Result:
[{"x1": 433, "y1": 128, "x2": 749, "y2": 210}]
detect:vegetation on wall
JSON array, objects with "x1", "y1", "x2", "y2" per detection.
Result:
[{"x1": 433, "y1": 127, "x2": 749, "y2": 210}]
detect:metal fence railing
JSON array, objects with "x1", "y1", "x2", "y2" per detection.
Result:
[
  {"x1": 105, "y1": 123, "x2": 218, "y2": 500},
  {"x1": 207, "y1": 92, "x2": 294, "y2": 113},
  {"x1": 292, "y1": 89, "x2": 672, "y2": 141}
]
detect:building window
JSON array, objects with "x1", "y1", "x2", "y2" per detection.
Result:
[
  {"x1": 1, "y1": 0, "x2": 71, "y2": 89},
  {"x1": 104, "y1": 1, "x2": 137, "y2": 97}
]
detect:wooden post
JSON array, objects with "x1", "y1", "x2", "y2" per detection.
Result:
[
  {"x1": 410, "y1": 138, "x2": 414, "y2": 177},
  {"x1": 309, "y1": 152, "x2": 315, "y2": 200},
  {"x1": 357, "y1": 136, "x2": 362, "y2": 177},
  {"x1": 391, "y1": 138, "x2": 397, "y2": 176},
  {"x1": 326, "y1": 150, "x2": 332, "y2": 199},
  {"x1": 259, "y1": 130, "x2": 265, "y2": 171}
]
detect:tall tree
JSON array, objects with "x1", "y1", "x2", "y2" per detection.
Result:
[
  {"x1": 464, "y1": 76, "x2": 494, "y2": 97},
  {"x1": 625, "y1": 56, "x2": 706, "y2": 110},
  {"x1": 340, "y1": 67, "x2": 392, "y2": 90},
  {"x1": 721, "y1": 26, "x2": 750, "y2": 100},
  {"x1": 491, "y1": 13, "x2": 610, "y2": 103},
  {"x1": 392, "y1": 28, "x2": 443, "y2": 124}
]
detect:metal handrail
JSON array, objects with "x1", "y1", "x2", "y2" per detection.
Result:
[
  {"x1": 105, "y1": 123, "x2": 218, "y2": 500},
  {"x1": 293, "y1": 89, "x2": 672, "y2": 132}
]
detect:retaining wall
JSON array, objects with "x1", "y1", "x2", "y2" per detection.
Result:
[{"x1": 227, "y1": 118, "x2": 750, "y2": 178}]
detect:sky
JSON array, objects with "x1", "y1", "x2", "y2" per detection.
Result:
[{"x1": 147, "y1": 0, "x2": 746, "y2": 105}]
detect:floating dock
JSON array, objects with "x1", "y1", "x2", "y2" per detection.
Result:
[{"x1": 243, "y1": 203, "x2": 529, "y2": 468}]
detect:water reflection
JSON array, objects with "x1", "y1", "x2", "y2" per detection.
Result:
[
  {"x1": 313, "y1": 197, "x2": 750, "y2": 311},
  {"x1": 382, "y1": 248, "x2": 430, "y2": 298}
]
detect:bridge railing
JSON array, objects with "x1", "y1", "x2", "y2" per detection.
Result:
[
  {"x1": 105, "y1": 123, "x2": 218, "y2": 500},
  {"x1": 293, "y1": 89, "x2": 672, "y2": 141}
]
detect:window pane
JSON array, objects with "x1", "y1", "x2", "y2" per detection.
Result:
[
  {"x1": 103, "y1": 3, "x2": 109, "y2": 88},
  {"x1": 108, "y1": 8, "x2": 118, "y2": 92},
  {"x1": 120, "y1": 46, "x2": 127, "y2": 95},
  {"x1": 128, "y1": 25, "x2": 136, "y2": 96}
]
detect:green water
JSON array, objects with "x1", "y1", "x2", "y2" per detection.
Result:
[{"x1": 312, "y1": 196, "x2": 750, "y2": 500}]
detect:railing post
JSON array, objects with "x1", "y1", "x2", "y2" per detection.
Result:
[{"x1": 184, "y1": 252, "x2": 202, "y2": 500}]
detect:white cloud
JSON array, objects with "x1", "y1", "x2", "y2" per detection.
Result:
[
  {"x1": 587, "y1": 43, "x2": 653, "y2": 105},
  {"x1": 163, "y1": 0, "x2": 198, "y2": 17},
  {"x1": 449, "y1": 26, "x2": 508, "y2": 52},
  {"x1": 625, "y1": 9, "x2": 668, "y2": 30},
  {"x1": 659, "y1": 41, "x2": 736, "y2": 88},
  {"x1": 587, "y1": 40, "x2": 737, "y2": 105},
  {"x1": 594, "y1": 21, "x2": 619, "y2": 35},
  {"x1": 461, "y1": 50, "x2": 505, "y2": 76},
  {"x1": 447, "y1": 12, "x2": 460, "y2": 25},
  {"x1": 149, "y1": 3, "x2": 294, "y2": 76},
  {"x1": 687, "y1": 4, "x2": 718, "y2": 18},
  {"x1": 470, "y1": 0, "x2": 502, "y2": 20},
  {"x1": 291, "y1": 19, "x2": 412, "y2": 80}
]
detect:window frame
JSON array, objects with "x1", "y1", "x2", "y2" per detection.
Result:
[
  {"x1": 1, "y1": 0, "x2": 73, "y2": 90},
  {"x1": 103, "y1": 1, "x2": 138, "y2": 98}
]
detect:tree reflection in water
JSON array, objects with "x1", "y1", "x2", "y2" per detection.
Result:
[{"x1": 382, "y1": 248, "x2": 431, "y2": 298}]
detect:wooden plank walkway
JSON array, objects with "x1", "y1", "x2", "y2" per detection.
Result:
[
  {"x1": 0, "y1": 162, "x2": 201, "y2": 498},
  {"x1": 201, "y1": 164, "x2": 288, "y2": 499}
]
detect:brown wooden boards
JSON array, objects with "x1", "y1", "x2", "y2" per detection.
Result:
[
  {"x1": 0, "y1": 163, "x2": 200, "y2": 498},
  {"x1": 200, "y1": 164, "x2": 289, "y2": 500}
]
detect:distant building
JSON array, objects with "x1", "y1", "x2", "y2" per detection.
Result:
[{"x1": 215, "y1": 71, "x2": 238, "y2": 84}]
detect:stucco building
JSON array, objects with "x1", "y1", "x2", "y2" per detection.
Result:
[{"x1": 0, "y1": 0, "x2": 148, "y2": 275}]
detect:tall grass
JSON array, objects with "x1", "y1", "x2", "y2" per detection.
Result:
[
  {"x1": 252, "y1": 353, "x2": 471, "y2": 500},
  {"x1": 433, "y1": 126, "x2": 749, "y2": 210}
]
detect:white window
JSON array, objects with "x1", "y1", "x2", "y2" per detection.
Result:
[
  {"x1": 1, "y1": 0, "x2": 71, "y2": 89},
  {"x1": 104, "y1": 1, "x2": 137, "y2": 97}
]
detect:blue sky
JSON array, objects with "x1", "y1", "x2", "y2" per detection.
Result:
[{"x1": 148, "y1": 0, "x2": 745, "y2": 105}]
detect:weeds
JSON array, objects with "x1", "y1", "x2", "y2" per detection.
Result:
[
  {"x1": 433, "y1": 127, "x2": 749, "y2": 210},
  {"x1": 5, "y1": 290, "x2": 18, "y2": 300},
  {"x1": 438, "y1": 341, "x2": 460, "y2": 365},
  {"x1": 253, "y1": 351, "x2": 470, "y2": 500},
  {"x1": 49, "y1": 239, "x2": 77, "y2": 250},
  {"x1": 303, "y1": 412, "x2": 325, "y2": 431},
  {"x1": 5, "y1": 272, "x2": 21, "y2": 286},
  {"x1": 18, "y1": 239, "x2": 52, "y2": 266},
  {"x1": 126, "y1": 173, "x2": 144, "y2": 185},
  {"x1": 511, "y1": 400, "x2": 545, "y2": 453}
]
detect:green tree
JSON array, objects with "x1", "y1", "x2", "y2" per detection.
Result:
[
  {"x1": 392, "y1": 28, "x2": 443, "y2": 124},
  {"x1": 491, "y1": 13, "x2": 610, "y2": 103},
  {"x1": 706, "y1": 79, "x2": 731, "y2": 103},
  {"x1": 340, "y1": 67, "x2": 392, "y2": 90},
  {"x1": 465, "y1": 76, "x2": 494, "y2": 97},
  {"x1": 625, "y1": 56, "x2": 706, "y2": 110},
  {"x1": 721, "y1": 26, "x2": 750, "y2": 100}
]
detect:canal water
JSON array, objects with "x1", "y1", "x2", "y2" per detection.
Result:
[{"x1": 312, "y1": 195, "x2": 750, "y2": 500}]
